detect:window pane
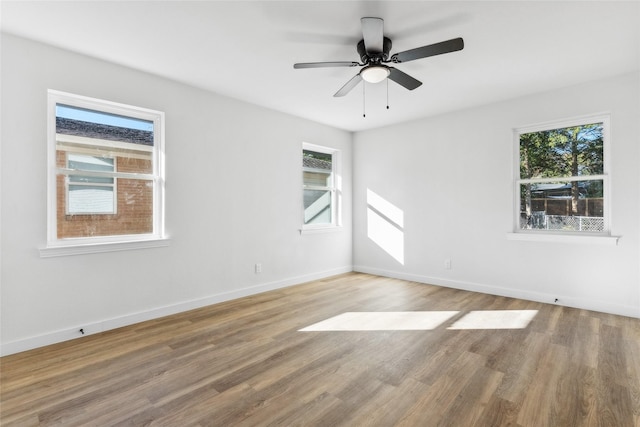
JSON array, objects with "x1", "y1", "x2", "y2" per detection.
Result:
[
  {"x1": 303, "y1": 149, "x2": 332, "y2": 166},
  {"x1": 60, "y1": 177, "x2": 154, "y2": 237},
  {"x1": 519, "y1": 123, "x2": 603, "y2": 179},
  {"x1": 68, "y1": 185, "x2": 114, "y2": 214},
  {"x1": 302, "y1": 144, "x2": 339, "y2": 228},
  {"x1": 117, "y1": 157, "x2": 153, "y2": 174},
  {"x1": 56, "y1": 104, "x2": 154, "y2": 144},
  {"x1": 53, "y1": 96, "x2": 159, "y2": 240},
  {"x1": 303, "y1": 170, "x2": 331, "y2": 187},
  {"x1": 303, "y1": 149, "x2": 332, "y2": 188},
  {"x1": 68, "y1": 154, "x2": 115, "y2": 185},
  {"x1": 304, "y1": 189, "x2": 332, "y2": 225},
  {"x1": 519, "y1": 180, "x2": 604, "y2": 232},
  {"x1": 68, "y1": 154, "x2": 114, "y2": 172}
]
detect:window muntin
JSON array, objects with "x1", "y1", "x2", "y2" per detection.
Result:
[
  {"x1": 302, "y1": 144, "x2": 340, "y2": 228},
  {"x1": 515, "y1": 116, "x2": 608, "y2": 234},
  {"x1": 48, "y1": 91, "x2": 164, "y2": 246}
]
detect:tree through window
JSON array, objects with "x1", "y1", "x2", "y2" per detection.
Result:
[{"x1": 516, "y1": 117, "x2": 608, "y2": 233}]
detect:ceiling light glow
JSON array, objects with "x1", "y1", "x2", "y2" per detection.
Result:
[{"x1": 361, "y1": 66, "x2": 390, "y2": 83}]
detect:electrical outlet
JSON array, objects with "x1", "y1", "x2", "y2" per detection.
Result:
[
  {"x1": 255, "y1": 263, "x2": 262, "y2": 274},
  {"x1": 444, "y1": 259, "x2": 452, "y2": 270}
]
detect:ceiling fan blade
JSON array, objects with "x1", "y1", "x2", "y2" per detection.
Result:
[
  {"x1": 361, "y1": 17, "x2": 384, "y2": 54},
  {"x1": 334, "y1": 74, "x2": 363, "y2": 97},
  {"x1": 294, "y1": 61, "x2": 360, "y2": 69},
  {"x1": 388, "y1": 67, "x2": 422, "y2": 90},
  {"x1": 392, "y1": 37, "x2": 464, "y2": 63}
]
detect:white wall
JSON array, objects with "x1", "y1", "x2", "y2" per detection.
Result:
[
  {"x1": 0, "y1": 34, "x2": 353, "y2": 355},
  {"x1": 2, "y1": 34, "x2": 638, "y2": 357},
  {"x1": 353, "y1": 72, "x2": 640, "y2": 318}
]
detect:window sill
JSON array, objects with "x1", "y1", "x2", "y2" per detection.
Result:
[
  {"x1": 506, "y1": 232, "x2": 619, "y2": 246},
  {"x1": 39, "y1": 237, "x2": 170, "y2": 257},
  {"x1": 300, "y1": 226, "x2": 343, "y2": 235}
]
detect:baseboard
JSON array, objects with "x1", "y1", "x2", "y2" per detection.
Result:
[
  {"x1": 0, "y1": 266, "x2": 353, "y2": 357},
  {"x1": 353, "y1": 265, "x2": 640, "y2": 319}
]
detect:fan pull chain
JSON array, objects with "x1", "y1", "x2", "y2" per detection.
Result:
[
  {"x1": 362, "y1": 82, "x2": 366, "y2": 118},
  {"x1": 386, "y1": 79, "x2": 389, "y2": 110}
]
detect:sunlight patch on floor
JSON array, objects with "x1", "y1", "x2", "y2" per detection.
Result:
[
  {"x1": 299, "y1": 310, "x2": 539, "y2": 332},
  {"x1": 447, "y1": 310, "x2": 538, "y2": 330},
  {"x1": 299, "y1": 311, "x2": 459, "y2": 331}
]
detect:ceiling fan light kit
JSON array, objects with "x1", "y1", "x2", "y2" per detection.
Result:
[
  {"x1": 293, "y1": 17, "x2": 464, "y2": 107},
  {"x1": 361, "y1": 66, "x2": 390, "y2": 83}
]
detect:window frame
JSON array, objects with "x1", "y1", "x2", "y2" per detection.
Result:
[
  {"x1": 43, "y1": 90, "x2": 167, "y2": 256},
  {"x1": 512, "y1": 113, "x2": 611, "y2": 238},
  {"x1": 302, "y1": 142, "x2": 341, "y2": 232}
]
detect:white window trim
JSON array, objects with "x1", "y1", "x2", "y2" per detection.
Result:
[
  {"x1": 509, "y1": 113, "x2": 619, "y2": 244},
  {"x1": 44, "y1": 90, "x2": 168, "y2": 256},
  {"x1": 506, "y1": 232, "x2": 619, "y2": 246},
  {"x1": 39, "y1": 236, "x2": 171, "y2": 258},
  {"x1": 302, "y1": 142, "x2": 342, "y2": 232}
]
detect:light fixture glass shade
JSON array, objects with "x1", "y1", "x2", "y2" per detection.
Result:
[{"x1": 361, "y1": 66, "x2": 390, "y2": 83}]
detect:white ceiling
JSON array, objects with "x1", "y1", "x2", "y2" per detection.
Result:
[{"x1": 2, "y1": 1, "x2": 639, "y2": 132}]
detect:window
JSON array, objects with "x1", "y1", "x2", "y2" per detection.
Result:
[
  {"x1": 515, "y1": 115, "x2": 609, "y2": 235},
  {"x1": 302, "y1": 143, "x2": 340, "y2": 229},
  {"x1": 45, "y1": 90, "x2": 165, "y2": 252}
]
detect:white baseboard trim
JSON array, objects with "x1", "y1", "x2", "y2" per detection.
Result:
[
  {"x1": 354, "y1": 265, "x2": 640, "y2": 319},
  {"x1": 0, "y1": 266, "x2": 353, "y2": 357}
]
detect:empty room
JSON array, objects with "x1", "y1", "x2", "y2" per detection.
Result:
[{"x1": 1, "y1": 1, "x2": 639, "y2": 426}]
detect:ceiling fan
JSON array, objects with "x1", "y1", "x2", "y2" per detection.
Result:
[{"x1": 293, "y1": 17, "x2": 464, "y2": 97}]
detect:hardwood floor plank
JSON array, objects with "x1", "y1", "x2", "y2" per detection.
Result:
[
  {"x1": 1, "y1": 272, "x2": 639, "y2": 426},
  {"x1": 394, "y1": 350, "x2": 487, "y2": 426},
  {"x1": 571, "y1": 313, "x2": 600, "y2": 368},
  {"x1": 475, "y1": 396, "x2": 523, "y2": 427},
  {"x1": 556, "y1": 363, "x2": 597, "y2": 427},
  {"x1": 345, "y1": 377, "x2": 431, "y2": 426},
  {"x1": 596, "y1": 323, "x2": 636, "y2": 427},
  {"x1": 624, "y1": 335, "x2": 640, "y2": 425},
  {"x1": 516, "y1": 342, "x2": 569, "y2": 426},
  {"x1": 493, "y1": 330, "x2": 551, "y2": 404},
  {"x1": 436, "y1": 365, "x2": 504, "y2": 427},
  {"x1": 550, "y1": 304, "x2": 580, "y2": 347}
]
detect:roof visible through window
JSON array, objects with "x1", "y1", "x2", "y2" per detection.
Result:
[
  {"x1": 56, "y1": 104, "x2": 153, "y2": 131},
  {"x1": 56, "y1": 104, "x2": 154, "y2": 146}
]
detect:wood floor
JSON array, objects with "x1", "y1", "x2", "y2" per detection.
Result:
[{"x1": 1, "y1": 273, "x2": 639, "y2": 426}]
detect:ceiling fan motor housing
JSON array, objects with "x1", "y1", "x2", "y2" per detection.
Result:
[{"x1": 357, "y1": 37, "x2": 392, "y2": 64}]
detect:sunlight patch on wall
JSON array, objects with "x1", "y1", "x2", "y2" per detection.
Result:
[
  {"x1": 447, "y1": 310, "x2": 538, "y2": 330},
  {"x1": 299, "y1": 311, "x2": 460, "y2": 331},
  {"x1": 367, "y1": 189, "x2": 404, "y2": 265}
]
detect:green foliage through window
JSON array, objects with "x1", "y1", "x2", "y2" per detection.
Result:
[
  {"x1": 519, "y1": 123, "x2": 603, "y2": 179},
  {"x1": 517, "y1": 120, "x2": 606, "y2": 233}
]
